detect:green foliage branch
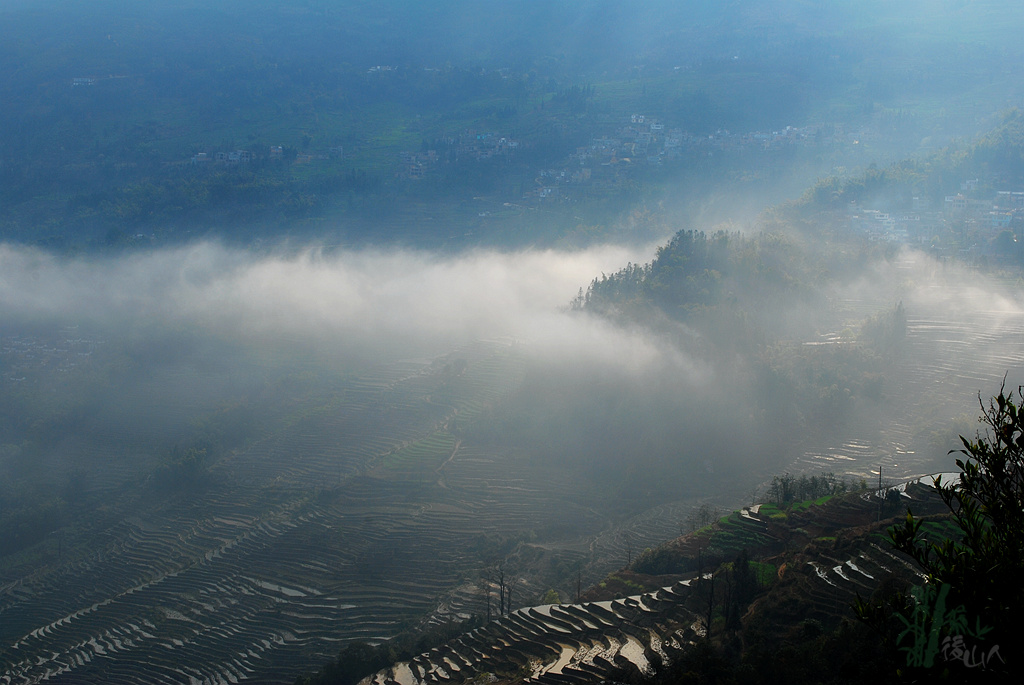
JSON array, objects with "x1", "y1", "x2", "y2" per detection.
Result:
[
  {"x1": 893, "y1": 382, "x2": 1023, "y2": 632},
  {"x1": 859, "y1": 382, "x2": 1023, "y2": 680}
]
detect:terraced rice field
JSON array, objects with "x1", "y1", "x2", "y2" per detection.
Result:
[
  {"x1": 357, "y1": 485, "x2": 945, "y2": 685},
  {"x1": 0, "y1": 342, "x2": 544, "y2": 684},
  {"x1": 4, "y1": 262, "x2": 1024, "y2": 684},
  {"x1": 0, "y1": 340, "x2": 675, "y2": 684},
  {"x1": 361, "y1": 580, "x2": 704, "y2": 685},
  {"x1": 789, "y1": 260, "x2": 1024, "y2": 482}
]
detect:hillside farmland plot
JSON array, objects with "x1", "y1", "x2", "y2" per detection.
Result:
[
  {"x1": 0, "y1": 342, "x2": 536, "y2": 684},
  {"x1": 5, "y1": 275, "x2": 1024, "y2": 683},
  {"x1": 0, "y1": 341, "x2": 654, "y2": 684},
  {"x1": 787, "y1": 266, "x2": 1024, "y2": 482}
]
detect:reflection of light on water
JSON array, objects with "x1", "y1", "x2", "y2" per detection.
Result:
[{"x1": 788, "y1": 302, "x2": 1024, "y2": 481}]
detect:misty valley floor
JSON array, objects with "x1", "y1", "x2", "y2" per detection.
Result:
[
  {"x1": 786, "y1": 272, "x2": 1024, "y2": 481},
  {"x1": 0, "y1": 341, "x2": 685, "y2": 684},
  {"x1": 5, "y1": 1, "x2": 1024, "y2": 682},
  {"x1": 3, "y1": 278, "x2": 1024, "y2": 683}
]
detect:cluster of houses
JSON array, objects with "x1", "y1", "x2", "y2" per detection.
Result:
[
  {"x1": 571, "y1": 114, "x2": 680, "y2": 168},
  {"x1": 295, "y1": 146, "x2": 344, "y2": 164},
  {"x1": 692, "y1": 123, "x2": 846, "y2": 153},
  {"x1": 850, "y1": 179, "x2": 1024, "y2": 261},
  {"x1": 849, "y1": 207, "x2": 932, "y2": 244},
  {"x1": 521, "y1": 117, "x2": 849, "y2": 203},
  {"x1": 398, "y1": 131, "x2": 520, "y2": 179},
  {"x1": 69, "y1": 75, "x2": 126, "y2": 87},
  {"x1": 190, "y1": 145, "x2": 342, "y2": 166},
  {"x1": 575, "y1": 117, "x2": 838, "y2": 169},
  {"x1": 517, "y1": 116, "x2": 821, "y2": 202},
  {"x1": 457, "y1": 131, "x2": 520, "y2": 160},
  {"x1": 944, "y1": 182, "x2": 1024, "y2": 232},
  {"x1": 398, "y1": 150, "x2": 437, "y2": 180},
  {"x1": 191, "y1": 150, "x2": 253, "y2": 165}
]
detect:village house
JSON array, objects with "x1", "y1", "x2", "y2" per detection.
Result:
[
  {"x1": 995, "y1": 191, "x2": 1024, "y2": 209},
  {"x1": 202, "y1": 150, "x2": 253, "y2": 164},
  {"x1": 988, "y1": 210, "x2": 1013, "y2": 230},
  {"x1": 945, "y1": 193, "x2": 968, "y2": 211}
]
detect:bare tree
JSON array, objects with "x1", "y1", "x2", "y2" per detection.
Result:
[
  {"x1": 703, "y1": 570, "x2": 716, "y2": 640},
  {"x1": 697, "y1": 502, "x2": 720, "y2": 528},
  {"x1": 478, "y1": 572, "x2": 493, "y2": 621},
  {"x1": 685, "y1": 508, "x2": 701, "y2": 533},
  {"x1": 494, "y1": 564, "x2": 507, "y2": 617},
  {"x1": 504, "y1": 574, "x2": 519, "y2": 616},
  {"x1": 686, "y1": 502, "x2": 719, "y2": 532},
  {"x1": 484, "y1": 562, "x2": 517, "y2": 617},
  {"x1": 685, "y1": 502, "x2": 721, "y2": 533}
]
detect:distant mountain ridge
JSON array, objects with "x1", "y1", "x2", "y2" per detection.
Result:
[{"x1": 3, "y1": 1, "x2": 1023, "y2": 247}]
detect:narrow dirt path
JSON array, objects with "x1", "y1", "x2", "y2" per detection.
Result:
[{"x1": 435, "y1": 437, "x2": 462, "y2": 489}]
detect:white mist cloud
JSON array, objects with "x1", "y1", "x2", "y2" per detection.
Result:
[
  {"x1": 835, "y1": 247, "x2": 1024, "y2": 320},
  {"x1": 0, "y1": 241, "x2": 685, "y2": 372}
]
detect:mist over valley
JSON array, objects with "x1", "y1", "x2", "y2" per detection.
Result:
[
  {"x1": 4, "y1": 239, "x2": 1023, "y2": 682},
  {"x1": 3, "y1": 2, "x2": 1024, "y2": 684}
]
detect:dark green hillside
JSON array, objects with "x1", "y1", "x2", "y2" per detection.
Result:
[
  {"x1": 573, "y1": 227, "x2": 908, "y2": 451},
  {"x1": 570, "y1": 111, "x2": 1024, "y2": 461},
  {"x1": 793, "y1": 108, "x2": 1024, "y2": 217},
  {"x1": 3, "y1": 1, "x2": 1023, "y2": 247},
  {"x1": 591, "y1": 480, "x2": 946, "y2": 602},
  {"x1": 576, "y1": 230, "x2": 827, "y2": 343}
]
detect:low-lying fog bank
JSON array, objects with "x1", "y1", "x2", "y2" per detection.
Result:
[
  {"x1": 3, "y1": 239, "x2": 1023, "y2": 495},
  {"x1": 4, "y1": 238, "x2": 1024, "y2": 684},
  {"x1": 0, "y1": 241, "x2": 674, "y2": 364}
]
